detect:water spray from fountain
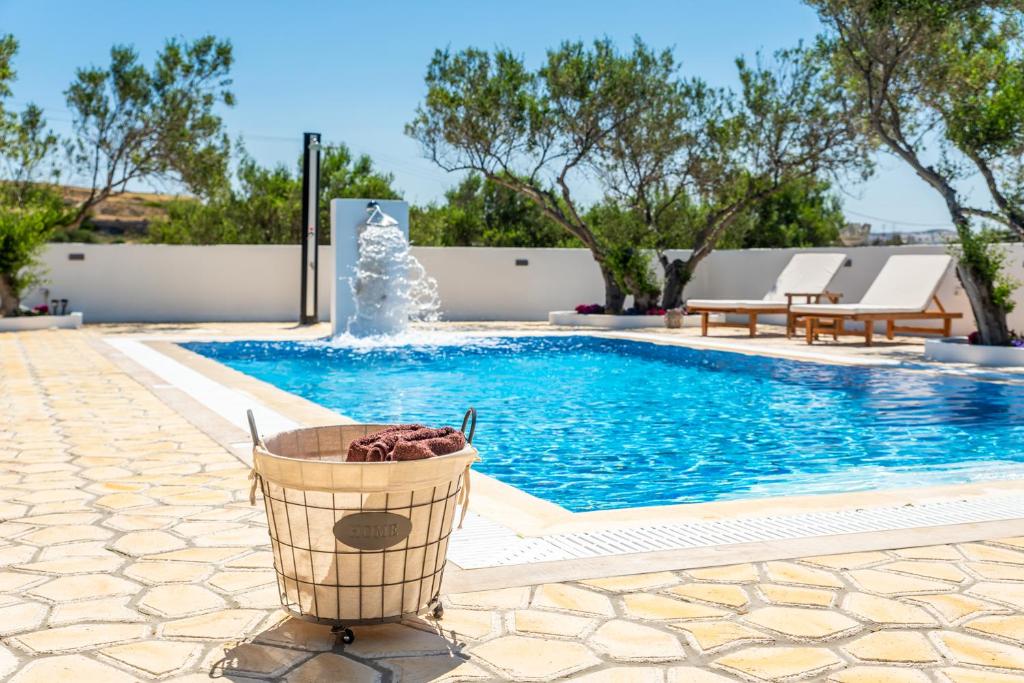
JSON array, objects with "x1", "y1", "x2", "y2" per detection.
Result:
[{"x1": 345, "y1": 202, "x2": 440, "y2": 338}]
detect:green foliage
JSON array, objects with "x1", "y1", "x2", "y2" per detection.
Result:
[
  {"x1": 410, "y1": 174, "x2": 578, "y2": 247},
  {"x1": 585, "y1": 201, "x2": 660, "y2": 303},
  {"x1": 957, "y1": 227, "x2": 1018, "y2": 313},
  {"x1": 147, "y1": 143, "x2": 399, "y2": 245},
  {"x1": 0, "y1": 185, "x2": 68, "y2": 313},
  {"x1": 734, "y1": 178, "x2": 845, "y2": 248},
  {"x1": 64, "y1": 35, "x2": 234, "y2": 228}
]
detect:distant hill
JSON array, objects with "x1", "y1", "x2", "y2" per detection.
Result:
[{"x1": 58, "y1": 185, "x2": 180, "y2": 242}]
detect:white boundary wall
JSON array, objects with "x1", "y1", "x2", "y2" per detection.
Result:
[{"x1": 29, "y1": 242, "x2": 1024, "y2": 334}]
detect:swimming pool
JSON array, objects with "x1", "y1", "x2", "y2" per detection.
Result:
[{"x1": 186, "y1": 335, "x2": 1024, "y2": 512}]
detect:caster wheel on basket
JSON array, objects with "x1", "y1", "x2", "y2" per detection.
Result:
[
  {"x1": 432, "y1": 603, "x2": 445, "y2": 619},
  {"x1": 339, "y1": 628, "x2": 355, "y2": 645}
]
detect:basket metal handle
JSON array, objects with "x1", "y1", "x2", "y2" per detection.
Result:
[
  {"x1": 246, "y1": 409, "x2": 262, "y2": 448},
  {"x1": 460, "y1": 407, "x2": 476, "y2": 445}
]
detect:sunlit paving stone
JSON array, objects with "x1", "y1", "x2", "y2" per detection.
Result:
[
  {"x1": 623, "y1": 593, "x2": 730, "y2": 621},
  {"x1": 880, "y1": 559, "x2": 969, "y2": 583},
  {"x1": 160, "y1": 609, "x2": 266, "y2": 640},
  {"x1": 137, "y1": 584, "x2": 226, "y2": 618},
  {"x1": 512, "y1": 609, "x2": 595, "y2": 638},
  {"x1": 7, "y1": 654, "x2": 139, "y2": 683},
  {"x1": 801, "y1": 551, "x2": 891, "y2": 570},
  {"x1": 471, "y1": 634, "x2": 602, "y2": 680},
  {"x1": 668, "y1": 583, "x2": 749, "y2": 609},
  {"x1": 0, "y1": 602, "x2": 48, "y2": 636},
  {"x1": 685, "y1": 563, "x2": 759, "y2": 583},
  {"x1": 843, "y1": 631, "x2": 941, "y2": 664},
  {"x1": 99, "y1": 640, "x2": 202, "y2": 678},
  {"x1": 757, "y1": 583, "x2": 836, "y2": 607},
  {"x1": 714, "y1": 646, "x2": 843, "y2": 680},
  {"x1": 580, "y1": 571, "x2": 680, "y2": 592},
  {"x1": 933, "y1": 631, "x2": 1024, "y2": 670},
  {"x1": 531, "y1": 583, "x2": 616, "y2": 617},
  {"x1": 27, "y1": 574, "x2": 139, "y2": 603},
  {"x1": 671, "y1": 620, "x2": 774, "y2": 653},
  {"x1": 841, "y1": 592, "x2": 939, "y2": 627},
  {"x1": 961, "y1": 543, "x2": 1024, "y2": 565},
  {"x1": 828, "y1": 666, "x2": 932, "y2": 683},
  {"x1": 49, "y1": 596, "x2": 146, "y2": 626},
  {"x1": 965, "y1": 614, "x2": 1024, "y2": 644},
  {"x1": 847, "y1": 568, "x2": 955, "y2": 596},
  {"x1": 744, "y1": 606, "x2": 861, "y2": 641},
  {"x1": 588, "y1": 619, "x2": 687, "y2": 662},
  {"x1": 968, "y1": 583, "x2": 1024, "y2": 611},
  {"x1": 764, "y1": 561, "x2": 845, "y2": 589},
  {"x1": 11, "y1": 623, "x2": 151, "y2": 654}
]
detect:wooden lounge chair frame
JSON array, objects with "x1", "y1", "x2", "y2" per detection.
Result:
[
  {"x1": 691, "y1": 291, "x2": 842, "y2": 338},
  {"x1": 796, "y1": 294, "x2": 962, "y2": 346}
]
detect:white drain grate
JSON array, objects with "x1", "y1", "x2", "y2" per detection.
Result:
[{"x1": 449, "y1": 494, "x2": 1024, "y2": 569}]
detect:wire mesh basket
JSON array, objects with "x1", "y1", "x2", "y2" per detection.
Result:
[{"x1": 246, "y1": 410, "x2": 478, "y2": 643}]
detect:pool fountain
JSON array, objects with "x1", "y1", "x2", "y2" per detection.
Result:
[{"x1": 330, "y1": 199, "x2": 439, "y2": 337}]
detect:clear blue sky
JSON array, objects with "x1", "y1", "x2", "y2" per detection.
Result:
[{"x1": 1, "y1": 0, "x2": 985, "y2": 231}]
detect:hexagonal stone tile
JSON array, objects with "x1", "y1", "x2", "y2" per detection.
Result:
[
  {"x1": 146, "y1": 547, "x2": 244, "y2": 563},
  {"x1": 801, "y1": 552, "x2": 890, "y2": 570},
  {"x1": 139, "y1": 584, "x2": 225, "y2": 618},
  {"x1": 968, "y1": 582, "x2": 1024, "y2": 610},
  {"x1": 207, "y1": 642, "x2": 312, "y2": 679},
  {"x1": 12, "y1": 623, "x2": 150, "y2": 653},
  {"x1": 892, "y1": 544, "x2": 961, "y2": 560},
  {"x1": 21, "y1": 512, "x2": 100, "y2": 526},
  {"x1": 413, "y1": 608, "x2": 495, "y2": 640},
  {"x1": 581, "y1": 571, "x2": 679, "y2": 592},
  {"x1": 841, "y1": 592, "x2": 938, "y2": 627},
  {"x1": 8, "y1": 654, "x2": 139, "y2": 683},
  {"x1": 744, "y1": 606, "x2": 860, "y2": 641},
  {"x1": 966, "y1": 615, "x2": 1024, "y2": 644},
  {"x1": 379, "y1": 655, "x2": 490, "y2": 682},
  {"x1": 124, "y1": 560, "x2": 212, "y2": 585},
  {"x1": 103, "y1": 514, "x2": 170, "y2": 531},
  {"x1": 686, "y1": 564, "x2": 758, "y2": 583},
  {"x1": 758, "y1": 583, "x2": 835, "y2": 607},
  {"x1": 961, "y1": 543, "x2": 1024, "y2": 565},
  {"x1": 966, "y1": 562, "x2": 1024, "y2": 582},
  {"x1": 669, "y1": 583, "x2": 748, "y2": 609},
  {"x1": 880, "y1": 560, "x2": 968, "y2": 583},
  {"x1": 764, "y1": 561, "x2": 844, "y2": 589},
  {"x1": 207, "y1": 570, "x2": 276, "y2": 593},
  {"x1": 14, "y1": 556, "x2": 123, "y2": 575},
  {"x1": 447, "y1": 586, "x2": 530, "y2": 610},
  {"x1": 671, "y1": 620, "x2": 774, "y2": 653},
  {"x1": 161, "y1": 609, "x2": 266, "y2": 640},
  {"x1": 938, "y1": 667, "x2": 1024, "y2": 682},
  {"x1": 471, "y1": 635, "x2": 601, "y2": 681},
  {"x1": 714, "y1": 646, "x2": 842, "y2": 680},
  {"x1": 589, "y1": 619, "x2": 686, "y2": 662},
  {"x1": 19, "y1": 525, "x2": 112, "y2": 546},
  {"x1": 0, "y1": 601, "x2": 48, "y2": 636},
  {"x1": 0, "y1": 643, "x2": 15, "y2": 679},
  {"x1": 286, "y1": 653, "x2": 381, "y2": 682},
  {"x1": 50, "y1": 597, "x2": 145, "y2": 626},
  {"x1": 253, "y1": 616, "x2": 335, "y2": 652},
  {"x1": 844, "y1": 631, "x2": 940, "y2": 664},
  {"x1": 101, "y1": 640, "x2": 202, "y2": 677},
  {"x1": 513, "y1": 609, "x2": 594, "y2": 638},
  {"x1": 623, "y1": 593, "x2": 728, "y2": 621},
  {"x1": 848, "y1": 569, "x2": 954, "y2": 596},
  {"x1": 532, "y1": 583, "x2": 614, "y2": 616},
  {"x1": 574, "y1": 667, "x2": 665, "y2": 683},
  {"x1": 28, "y1": 574, "x2": 139, "y2": 602},
  {"x1": 110, "y1": 530, "x2": 187, "y2": 556},
  {"x1": 935, "y1": 630, "x2": 1024, "y2": 670},
  {"x1": 94, "y1": 493, "x2": 154, "y2": 510},
  {"x1": 912, "y1": 593, "x2": 1009, "y2": 625},
  {"x1": 828, "y1": 666, "x2": 931, "y2": 683}
]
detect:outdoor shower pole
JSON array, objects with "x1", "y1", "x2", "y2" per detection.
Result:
[{"x1": 299, "y1": 132, "x2": 322, "y2": 324}]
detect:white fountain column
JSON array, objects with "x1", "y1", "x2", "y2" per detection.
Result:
[{"x1": 330, "y1": 198, "x2": 410, "y2": 336}]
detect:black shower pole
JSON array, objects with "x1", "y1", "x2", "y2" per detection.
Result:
[{"x1": 299, "y1": 132, "x2": 322, "y2": 324}]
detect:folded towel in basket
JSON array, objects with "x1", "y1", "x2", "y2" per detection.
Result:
[{"x1": 346, "y1": 424, "x2": 466, "y2": 462}]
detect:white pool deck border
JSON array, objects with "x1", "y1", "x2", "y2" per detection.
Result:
[{"x1": 97, "y1": 324, "x2": 1024, "y2": 590}]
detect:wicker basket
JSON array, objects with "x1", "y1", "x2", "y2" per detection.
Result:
[{"x1": 246, "y1": 410, "x2": 478, "y2": 639}]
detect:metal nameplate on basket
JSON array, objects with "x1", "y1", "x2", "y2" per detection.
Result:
[{"x1": 333, "y1": 512, "x2": 412, "y2": 550}]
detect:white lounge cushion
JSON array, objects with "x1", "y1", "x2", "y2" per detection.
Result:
[
  {"x1": 860, "y1": 254, "x2": 953, "y2": 309},
  {"x1": 791, "y1": 254, "x2": 954, "y2": 316},
  {"x1": 790, "y1": 303, "x2": 925, "y2": 316},
  {"x1": 686, "y1": 252, "x2": 846, "y2": 309},
  {"x1": 762, "y1": 252, "x2": 847, "y2": 301},
  {"x1": 687, "y1": 299, "x2": 790, "y2": 311}
]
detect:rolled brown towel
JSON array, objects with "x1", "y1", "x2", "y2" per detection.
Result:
[
  {"x1": 346, "y1": 424, "x2": 466, "y2": 462},
  {"x1": 347, "y1": 424, "x2": 423, "y2": 462},
  {"x1": 391, "y1": 427, "x2": 466, "y2": 461}
]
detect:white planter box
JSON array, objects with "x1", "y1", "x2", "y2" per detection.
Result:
[
  {"x1": 548, "y1": 310, "x2": 667, "y2": 329},
  {"x1": 924, "y1": 337, "x2": 1024, "y2": 367},
  {"x1": 0, "y1": 312, "x2": 83, "y2": 332}
]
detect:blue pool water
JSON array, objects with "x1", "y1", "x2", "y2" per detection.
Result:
[{"x1": 186, "y1": 335, "x2": 1024, "y2": 512}]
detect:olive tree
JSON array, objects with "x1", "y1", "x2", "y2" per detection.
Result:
[
  {"x1": 809, "y1": 0, "x2": 1024, "y2": 345},
  {"x1": 63, "y1": 35, "x2": 234, "y2": 230},
  {"x1": 599, "y1": 46, "x2": 870, "y2": 308},
  {"x1": 407, "y1": 39, "x2": 675, "y2": 313}
]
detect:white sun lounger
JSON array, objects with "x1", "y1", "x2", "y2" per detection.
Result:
[
  {"x1": 687, "y1": 252, "x2": 847, "y2": 337},
  {"x1": 790, "y1": 254, "x2": 962, "y2": 345}
]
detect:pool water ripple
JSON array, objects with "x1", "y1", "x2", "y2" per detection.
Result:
[{"x1": 186, "y1": 336, "x2": 1024, "y2": 512}]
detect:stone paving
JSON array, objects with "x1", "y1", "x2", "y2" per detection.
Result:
[{"x1": 2, "y1": 330, "x2": 1024, "y2": 681}]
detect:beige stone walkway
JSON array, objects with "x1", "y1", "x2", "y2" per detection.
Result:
[{"x1": 2, "y1": 330, "x2": 1024, "y2": 682}]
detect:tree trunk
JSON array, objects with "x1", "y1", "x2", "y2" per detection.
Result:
[
  {"x1": 660, "y1": 257, "x2": 695, "y2": 309},
  {"x1": 598, "y1": 260, "x2": 626, "y2": 314},
  {"x1": 0, "y1": 274, "x2": 19, "y2": 316},
  {"x1": 956, "y1": 262, "x2": 1011, "y2": 346}
]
